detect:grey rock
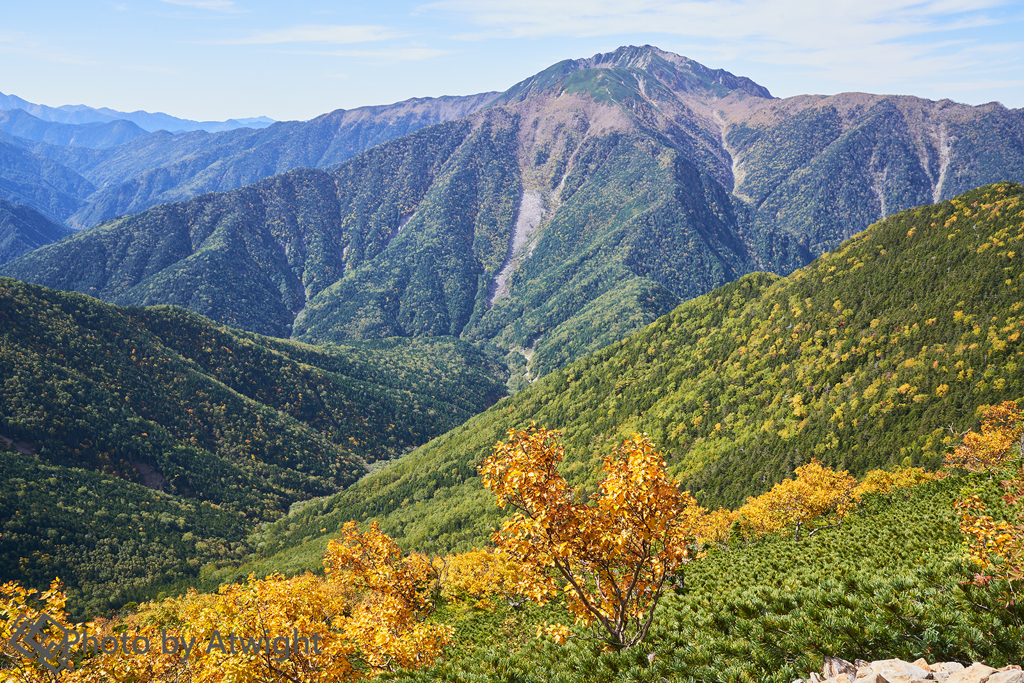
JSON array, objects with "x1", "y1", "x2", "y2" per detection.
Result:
[
  {"x1": 825, "y1": 657, "x2": 859, "y2": 681},
  {"x1": 871, "y1": 659, "x2": 931, "y2": 683},
  {"x1": 946, "y1": 663, "x2": 997, "y2": 683},
  {"x1": 857, "y1": 674, "x2": 891, "y2": 683},
  {"x1": 988, "y1": 671, "x2": 1024, "y2": 683},
  {"x1": 936, "y1": 664, "x2": 966, "y2": 674}
]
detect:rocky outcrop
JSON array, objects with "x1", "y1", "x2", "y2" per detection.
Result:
[{"x1": 797, "y1": 657, "x2": 1024, "y2": 683}]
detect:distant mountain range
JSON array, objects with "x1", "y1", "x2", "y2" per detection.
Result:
[
  {"x1": 0, "y1": 90, "x2": 275, "y2": 133},
  {"x1": 0, "y1": 108, "x2": 148, "y2": 148},
  {"x1": 0, "y1": 91, "x2": 500, "y2": 235},
  {"x1": 4, "y1": 45, "x2": 1021, "y2": 383}
]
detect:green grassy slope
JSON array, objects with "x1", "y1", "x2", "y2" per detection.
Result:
[
  {"x1": 247, "y1": 182, "x2": 1024, "y2": 572},
  {"x1": 0, "y1": 278, "x2": 506, "y2": 613}
]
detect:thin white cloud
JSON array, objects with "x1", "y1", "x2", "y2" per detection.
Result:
[
  {"x1": 931, "y1": 77, "x2": 1024, "y2": 92},
  {"x1": 124, "y1": 64, "x2": 181, "y2": 74},
  {"x1": 288, "y1": 47, "x2": 455, "y2": 63},
  {"x1": 427, "y1": 0, "x2": 1012, "y2": 44},
  {"x1": 425, "y1": 0, "x2": 1022, "y2": 95},
  {"x1": 0, "y1": 31, "x2": 97, "y2": 66},
  {"x1": 225, "y1": 25, "x2": 399, "y2": 45},
  {"x1": 160, "y1": 0, "x2": 238, "y2": 11}
]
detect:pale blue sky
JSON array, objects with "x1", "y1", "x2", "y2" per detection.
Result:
[{"x1": 2, "y1": 0, "x2": 1022, "y2": 122}]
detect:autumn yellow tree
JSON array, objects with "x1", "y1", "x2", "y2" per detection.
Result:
[
  {"x1": 440, "y1": 547, "x2": 532, "y2": 609},
  {"x1": 945, "y1": 401, "x2": 1024, "y2": 474},
  {"x1": 323, "y1": 521, "x2": 451, "y2": 675},
  {"x1": 691, "y1": 507, "x2": 741, "y2": 552},
  {"x1": 854, "y1": 466, "x2": 943, "y2": 498},
  {"x1": 480, "y1": 426, "x2": 704, "y2": 649},
  {"x1": 947, "y1": 401, "x2": 1024, "y2": 614},
  {"x1": 65, "y1": 572, "x2": 357, "y2": 683},
  {"x1": 1, "y1": 578, "x2": 76, "y2": 682},
  {"x1": 739, "y1": 459, "x2": 858, "y2": 541}
]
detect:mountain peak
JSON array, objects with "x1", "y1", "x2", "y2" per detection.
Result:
[{"x1": 493, "y1": 45, "x2": 773, "y2": 106}]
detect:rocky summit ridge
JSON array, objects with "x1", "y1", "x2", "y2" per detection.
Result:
[{"x1": 493, "y1": 44, "x2": 772, "y2": 106}]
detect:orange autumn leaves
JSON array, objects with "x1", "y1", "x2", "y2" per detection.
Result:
[
  {"x1": 439, "y1": 547, "x2": 527, "y2": 610},
  {"x1": 735, "y1": 460, "x2": 859, "y2": 542},
  {"x1": 323, "y1": 521, "x2": 449, "y2": 674},
  {"x1": 734, "y1": 460, "x2": 940, "y2": 542},
  {"x1": 1, "y1": 578, "x2": 70, "y2": 683},
  {"x1": 946, "y1": 401, "x2": 1024, "y2": 587},
  {"x1": 945, "y1": 401, "x2": 1024, "y2": 475},
  {"x1": 478, "y1": 426, "x2": 935, "y2": 649},
  {"x1": 481, "y1": 428, "x2": 703, "y2": 649},
  {"x1": 694, "y1": 460, "x2": 940, "y2": 549}
]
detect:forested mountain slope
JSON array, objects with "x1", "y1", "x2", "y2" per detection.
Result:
[
  {"x1": 4, "y1": 47, "x2": 1022, "y2": 382},
  {"x1": 0, "y1": 48, "x2": 786, "y2": 379},
  {"x1": 0, "y1": 278, "x2": 506, "y2": 612},
  {"x1": 719, "y1": 92, "x2": 1024, "y2": 256},
  {"x1": 0, "y1": 138, "x2": 96, "y2": 224},
  {"x1": 246, "y1": 183, "x2": 1024, "y2": 568},
  {"x1": 0, "y1": 198, "x2": 72, "y2": 263}
]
